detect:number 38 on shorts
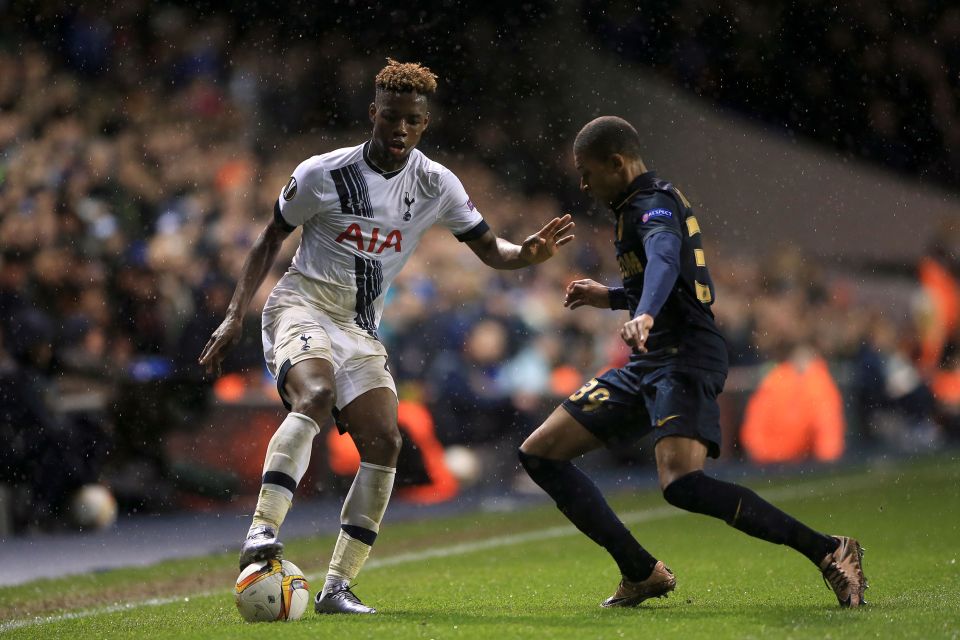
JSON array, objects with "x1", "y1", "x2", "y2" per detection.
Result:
[{"x1": 568, "y1": 378, "x2": 611, "y2": 412}]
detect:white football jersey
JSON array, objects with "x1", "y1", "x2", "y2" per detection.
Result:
[{"x1": 268, "y1": 142, "x2": 486, "y2": 336}]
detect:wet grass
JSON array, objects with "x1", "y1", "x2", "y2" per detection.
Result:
[{"x1": 2, "y1": 454, "x2": 958, "y2": 639}]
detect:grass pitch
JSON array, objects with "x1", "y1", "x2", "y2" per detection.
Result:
[{"x1": 2, "y1": 454, "x2": 959, "y2": 639}]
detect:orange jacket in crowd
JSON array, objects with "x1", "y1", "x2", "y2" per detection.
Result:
[
  {"x1": 917, "y1": 256, "x2": 960, "y2": 373},
  {"x1": 740, "y1": 355, "x2": 845, "y2": 464}
]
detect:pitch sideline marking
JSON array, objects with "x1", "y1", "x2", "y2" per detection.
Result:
[{"x1": 0, "y1": 470, "x2": 905, "y2": 632}]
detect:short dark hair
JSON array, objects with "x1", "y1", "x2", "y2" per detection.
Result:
[
  {"x1": 375, "y1": 58, "x2": 438, "y2": 96},
  {"x1": 573, "y1": 116, "x2": 643, "y2": 161}
]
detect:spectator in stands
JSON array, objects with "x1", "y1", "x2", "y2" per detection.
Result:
[
  {"x1": 740, "y1": 345, "x2": 846, "y2": 465},
  {"x1": 857, "y1": 315, "x2": 942, "y2": 451},
  {"x1": 739, "y1": 300, "x2": 845, "y2": 464},
  {"x1": 915, "y1": 218, "x2": 960, "y2": 375},
  {"x1": 911, "y1": 220, "x2": 960, "y2": 443},
  {"x1": 0, "y1": 310, "x2": 111, "y2": 531},
  {"x1": 581, "y1": 0, "x2": 960, "y2": 188},
  {"x1": 427, "y1": 318, "x2": 520, "y2": 447}
]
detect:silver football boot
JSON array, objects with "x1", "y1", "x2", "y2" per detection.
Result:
[
  {"x1": 238, "y1": 524, "x2": 284, "y2": 570},
  {"x1": 315, "y1": 578, "x2": 377, "y2": 614}
]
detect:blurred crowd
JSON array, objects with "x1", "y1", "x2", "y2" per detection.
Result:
[
  {"x1": 584, "y1": 0, "x2": 960, "y2": 186},
  {"x1": 1, "y1": 2, "x2": 959, "y2": 533}
]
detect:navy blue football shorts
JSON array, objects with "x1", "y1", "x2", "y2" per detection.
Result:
[{"x1": 561, "y1": 363, "x2": 726, "y2": 458}]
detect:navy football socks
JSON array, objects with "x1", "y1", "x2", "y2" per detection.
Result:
[
  {"x1": 518, "y1": 450, "x2": 658, "y2": 581},
  {"x1": 663, "y1": 471, "x2": 838, "y2": 565}
]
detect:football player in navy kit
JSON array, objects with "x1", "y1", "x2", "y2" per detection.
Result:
[
  {"x1": 518, "y1": 116, "x2": 867, "y2": 609},
  {"x1": 199, "y1": 59, "x2": 574, "y2": 614}
]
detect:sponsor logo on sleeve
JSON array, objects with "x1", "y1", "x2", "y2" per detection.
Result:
[
  {"x1": 641, "y1": 208, "x2": 672, "y2": 223},
  {"x1": 466, "y1": 198, "x2": 475, "y2": 211},
  {"x1": 282, "y1": 176, "x2": 298, "y2": 201}
]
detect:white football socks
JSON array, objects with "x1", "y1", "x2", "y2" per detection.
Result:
[
  {"x1": 250, "y1": 412, "x2": 320, "y2": 532},
  {"x1": 326, "y1": 462, "x2": 396, "y2": 588}
]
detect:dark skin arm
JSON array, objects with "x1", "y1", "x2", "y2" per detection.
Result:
[
  {"x1": 563, "y1": 278, "x2": 654, "y2": 352},
  {"x1": 465, "y1": 214, "x2": 575, "y2": 269},
  {"x1": 198, "y1": 217, "x2": 292, "y2": 375},
  {"x1": 564, "y1": 278, "x2": 613, "y2": 309}
]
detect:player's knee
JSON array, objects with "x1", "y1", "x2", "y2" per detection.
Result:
[
  {"x1": 662, "y1": 471, "x2": 703, "y2": 509},
  {"x1": 657, "y1": 466, "x2": 684, "y2": 492},
  {"x1": 517, "y1": 427, "x2": 564, "y2": 460},
  {"x1": 518, "y1": 449, "x2": 564, "y2": 480},
  {"x1": 291, "y1": 383, "x2": 336, "y2": 421},
  {"x1": 518, "y1": 448, "x2": 535, "y2": 471},
  {"x1": 359, "y1": 423, "x2": 402, "y2": 459},
  {"x1": 656, "y1": 453, "x2": 705, "y2": 491},
  {"x1": 381, "y1": 425, "x2": 403, "y2": 455},
  {"x1": 518, "y1": 438, "x2": 539, "y2": 458}
]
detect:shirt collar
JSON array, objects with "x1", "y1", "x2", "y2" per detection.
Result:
[
  {"x1": 611, "y1": 171, "x2": 658, "y2": 212},
  {"x1": 363, "y1": 141, "x2": 407, "y2": 179}
]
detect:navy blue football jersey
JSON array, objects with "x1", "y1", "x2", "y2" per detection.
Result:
[{"x1": 612, "y1": 171, "x2": 727, "y2": 372}]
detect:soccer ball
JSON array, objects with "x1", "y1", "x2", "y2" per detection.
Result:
[
  {"x1": 444, "y1": 445, "x2": 483, "y2": 488},
  {"x1": 235, "y1": 559, "x2": 310, "y2": 622},
  {"x1": 69, "y1": 483, "x2": 118, "y2": 530}
]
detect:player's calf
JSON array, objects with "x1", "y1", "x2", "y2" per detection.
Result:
[{"x1": 240, "y1": 412, "x2": 319, "y2": 569}]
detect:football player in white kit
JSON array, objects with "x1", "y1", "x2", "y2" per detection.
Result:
[{"x1": 199, "y1": 59, "x2": 574, "y2": 614}]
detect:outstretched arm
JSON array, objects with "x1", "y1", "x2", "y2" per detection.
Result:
[
  {"x1": 465, "y1": 214, "x2": 575, "y2": 270},
  {"x1": 198, "y1": 216, "x2": 292, "y2": 375}
]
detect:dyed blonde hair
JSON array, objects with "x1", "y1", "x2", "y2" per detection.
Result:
[{"x1": 375, "y1": 58, "x2": 438, "y2": 95}]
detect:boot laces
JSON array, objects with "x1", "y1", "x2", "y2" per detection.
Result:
[
  {"x1": 822, "y1": 560, "x2": 849, "y2": 594},
  {"x1": 329, "y1": 583, "x2": 363, "y2": 604}
]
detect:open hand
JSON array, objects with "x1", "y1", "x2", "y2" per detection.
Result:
[{"x1": 519, "y1": 214, "x2": 575, "y2": 265}]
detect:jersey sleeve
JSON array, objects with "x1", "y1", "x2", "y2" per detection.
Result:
[
  {"x1": 636, "y1": 231, "x2": 681, "y2": 318},
  {"x1": 275, "y1": 157, "x2": 326, "y2": 229},
  {"x1": 436, "y1": 168, "x2": 489, "y2": 242},
  {"x1": 631, "y1": 193, "x2": 682, "y2": 243}
]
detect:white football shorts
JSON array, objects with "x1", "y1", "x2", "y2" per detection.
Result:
[{"x1": 262, "y1": 299, "x2": 396, "y2": 412}]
